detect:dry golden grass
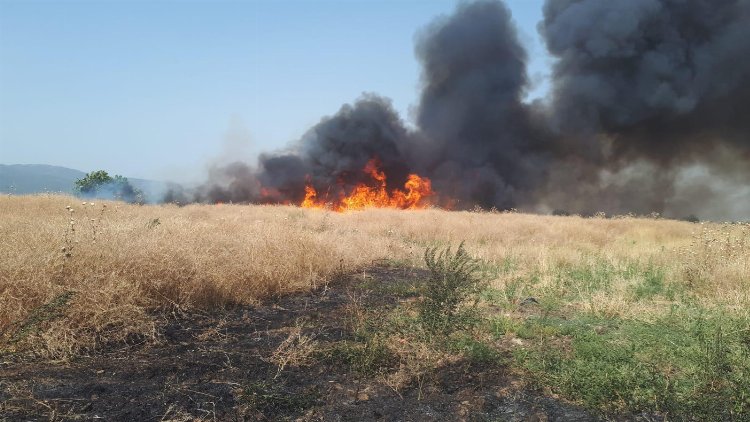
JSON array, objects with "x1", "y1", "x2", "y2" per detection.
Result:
[{"x1": 1, "y1": 194, "x2": 748, "y2": 358}]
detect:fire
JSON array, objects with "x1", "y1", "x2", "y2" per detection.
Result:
[
  {"x1": 301, "y1": 185, "x2": 318, "y2": 208},
  {"x1": 301, "y1": 158, "x2": 433, "y2": 211}
]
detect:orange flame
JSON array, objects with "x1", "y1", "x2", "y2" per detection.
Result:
[
  {"x1": 301, "y1": 158, "x2": 433, "y2": 211},
  {"x1": 301, "y1": 185, "x2": 318, "y2": 208}
]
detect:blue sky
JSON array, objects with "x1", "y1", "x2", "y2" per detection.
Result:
[{"x1": 0, "y1": 0, "x2": 549, "y2": 180}]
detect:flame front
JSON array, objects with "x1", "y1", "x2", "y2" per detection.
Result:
[
  {"x1": 301, "y1": 185, "x2": 318, "y2": 208},
  {"x1": 301, "y1": 158, "x2": 433, "y2": 211}
]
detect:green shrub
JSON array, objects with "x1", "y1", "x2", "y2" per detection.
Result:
[{"x1": 419, "y1": 242, "x2": 487, "y2": 334}]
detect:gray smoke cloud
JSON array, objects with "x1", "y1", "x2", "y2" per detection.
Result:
[
  {"x1": 169, "y1": 0, "x2": 750, "y2": 220},
  {"x1": 537, "y1": 0, "x2": 750, "y2": 218}
]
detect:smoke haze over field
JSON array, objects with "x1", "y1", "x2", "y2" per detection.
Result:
[{"x1": 176, "y1": 0, "x2": 750, "y2": 220}]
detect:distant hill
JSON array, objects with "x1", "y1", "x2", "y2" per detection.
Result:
[
  {"x1": 0, "y1": 164, "x2": 85, "y2": 194},
  {"x1": 0, "y1": 164, "x2": 166, "y2": 201}
]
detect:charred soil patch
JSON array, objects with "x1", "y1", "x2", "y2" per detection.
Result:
[{"x1": 1, "y1": 264, "x2": 596, "y2": 421}]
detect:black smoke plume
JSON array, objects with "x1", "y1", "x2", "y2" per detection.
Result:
[
  {"x1": 542, "y1": 0, "x2": 750, "y2": 159},
  {"x1": 169, "y1": 0, "x2": 750, "y2": 220},
  {"x1": 413, "y1": 0, "x2": 552, "y2": 209},
  {"x1": 538, "y1": 0, "x2": 750, "y2": 217}
]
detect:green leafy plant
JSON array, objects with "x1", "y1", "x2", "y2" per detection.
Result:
[{"x1": 419, "y1": 241, "x2": 487, "y2": 334}]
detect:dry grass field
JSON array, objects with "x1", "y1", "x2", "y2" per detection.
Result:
[{"x1": 1, "y1": 194, "x2": 749, "y2": 419}]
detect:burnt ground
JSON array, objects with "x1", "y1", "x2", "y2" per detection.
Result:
[{"x1": 0, "y1": 265, "x2": 597, "y2": 421}]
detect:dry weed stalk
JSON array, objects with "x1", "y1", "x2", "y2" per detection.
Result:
[{"x1": 267, "y1": 320, "x2": 319, "y2": 378}]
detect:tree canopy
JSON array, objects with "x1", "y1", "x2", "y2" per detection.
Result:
[{"x1": 74, "y1": 170, "x2": 144, "y2": 203}]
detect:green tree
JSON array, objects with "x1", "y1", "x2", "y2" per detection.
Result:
[
  {"x1": 74, "y1": 170, "x2": 112, "y2": 194},
  {"x1": 74, "y1": 170, "x2": 145, "y2": 203}
]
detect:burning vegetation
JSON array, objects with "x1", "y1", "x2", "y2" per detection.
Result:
[{"x1": 300, "y1": 158, "x2": 434, "y2": 211}]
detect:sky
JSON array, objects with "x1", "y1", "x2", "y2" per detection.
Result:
[{"x1": 0, "y1": 0, "x2": 550, "y2": 181}]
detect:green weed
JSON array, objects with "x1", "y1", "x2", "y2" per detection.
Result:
[
  {"x1": 447, "y1": 335, "x2": 503, "y2": 366},
  {"x1": 419, "y1": 242, "x2": 488, "y2": 334},
  {"x1": 515, "y1": 307, "x2": 750, "y2": 419},
  {"x1": 324, "y1": 336, "x2": 395, "y2": 377}
]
